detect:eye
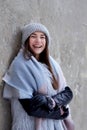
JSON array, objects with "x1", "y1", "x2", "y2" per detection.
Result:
[{"x1": 40, "y1": 36, "x2": 46, "y2": 39}]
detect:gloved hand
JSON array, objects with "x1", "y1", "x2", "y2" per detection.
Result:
[
  {"x1": 60, "y1": 106, "x2": 69, "y2": 119},
  {"x1": 33, "y1": 92, "x2": 55, "y2": 111},
  {"x1": 46, "y1": 96, "x2": 55, "y2": 110},
  {"x1": 30, "y1": 94, "x2": 46, "y2": 108}
]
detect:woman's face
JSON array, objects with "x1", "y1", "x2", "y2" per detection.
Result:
[{"x1": 29, "y1": 31, "x2": 46, "y2": 59}]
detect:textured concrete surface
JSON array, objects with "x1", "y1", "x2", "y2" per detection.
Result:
[{"x1": 0, "y1": 0, "x2": 87, "y2": 130}]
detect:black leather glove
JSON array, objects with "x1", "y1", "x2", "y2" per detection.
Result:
[
  {"x1": 19, "y1": 86, "x2": 72, "y2": 120},
  {"x1": 60, "y1": 106, "x2": 69, "y2": 119},
  {"x1": 52, "y1": 86, "x2": 73, "y2": 107},
  {"x1": 31, "y1": 94, "x2": 47, "y2": 107},
  {"x1": 33, "y1": 92, "x2": 54, "y2": 111},
  {"x1": 19, "y1": 98, "x2": 69, "y2": 120}
]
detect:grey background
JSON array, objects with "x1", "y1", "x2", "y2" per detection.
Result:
[{"x1": 0, "y1": 0, "x2": 87, "y2": 130}]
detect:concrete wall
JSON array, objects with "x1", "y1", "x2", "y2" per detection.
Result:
[{"x1": 0, "y1": 0, "x2": 87, "y2": 129}]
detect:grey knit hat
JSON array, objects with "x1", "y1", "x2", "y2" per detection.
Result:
[{"x1": 21, "y1": 23, "x2": 51, "y2": 45}]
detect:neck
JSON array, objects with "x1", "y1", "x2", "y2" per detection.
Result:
[{"x1": 35, "y1": 55, "x2": 39, "y2": 60}]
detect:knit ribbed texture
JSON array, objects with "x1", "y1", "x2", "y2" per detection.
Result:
[{"x1": 21, "y1": 23, "x2": 51, "y2": 45}]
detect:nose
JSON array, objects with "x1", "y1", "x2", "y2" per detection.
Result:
[{"x1": 36, "y1": 37, "x2": 41, "y2": 43}]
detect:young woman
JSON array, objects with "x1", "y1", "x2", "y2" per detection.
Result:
[{"x1": 2, "y1": 23, "x2": 74, "y2": 130}]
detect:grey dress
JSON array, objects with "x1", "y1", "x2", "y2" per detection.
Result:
[{"x1": 3, "y1": 63, "x2": 67, "y2": 130}]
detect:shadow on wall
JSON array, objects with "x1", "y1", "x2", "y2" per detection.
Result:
[
  {"x1": 8, "y1": 27, "x2": 22, "y2": 67},
  {"x1": 1, "y1": 27, "x2": 22, "y2": 81}
]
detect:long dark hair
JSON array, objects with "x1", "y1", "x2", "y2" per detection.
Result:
[{"x1": 23, "y1": 37, "x2": 59, "y2": 90}]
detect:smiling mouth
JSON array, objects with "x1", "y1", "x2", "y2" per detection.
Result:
[{"x1": 33, "y1": 45, "x2": 42, "y2": 48}]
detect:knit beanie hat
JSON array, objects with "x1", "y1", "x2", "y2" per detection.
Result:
[{"x1": 21, "y1": 23, "x2": 51, "y2": 45}]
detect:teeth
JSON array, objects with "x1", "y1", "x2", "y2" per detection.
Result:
[{"x1": 34, "y1": 45, "x2": 42, "y2": 48}]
